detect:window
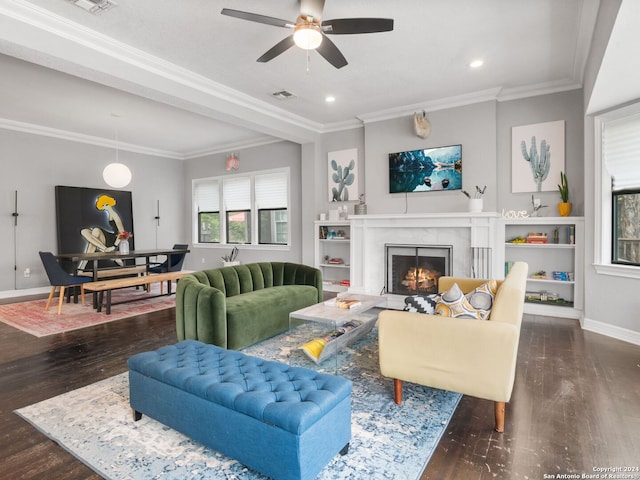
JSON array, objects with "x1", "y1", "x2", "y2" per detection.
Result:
[
  {"x1": 596, "y1": 104, "x2": 640, "y2": 276},
  {"x1": 256, "y1": 171, "x2": 288, "y2": 244},
  {"x1": 192, "y1": 168, "x2": 289, "y2": 246},
  {"x1": 195, "y1": 180, "x2": 220, "y2": 243}
]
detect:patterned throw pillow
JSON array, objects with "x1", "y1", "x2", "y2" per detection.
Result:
[
  {"x1": 403, "y1": 294, "x2": 438, "y2": 314},
  {"x1": 464, "y1": 280, "x2": 497, "y2": 320},
  {"x1": 435, "y1": 283, "x2": 477, "y2": 318}
]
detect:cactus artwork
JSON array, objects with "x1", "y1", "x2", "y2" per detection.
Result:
[
  {"x1": 328, "y1": 148, "x2": 359, "y2": 202},
  {"x1": 512, "y1": 120, "x2": 564, "y2": 193},
  {"x1": 521, "y1": 136, "x2": 551, "y2": 192}
]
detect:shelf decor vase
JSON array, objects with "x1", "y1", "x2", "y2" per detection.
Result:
[
  {"x1": 469, "y1": 198, "x2": 483, "y2": 213},
  {"x1": 119, "y1": 239, "x2": 130, "y2": 254},
  {"x1": 223, "y1": 261, "x2": 240, "y2": 267},
  {"x1": 557, "y1": 202, "x2": 572, "y2": 217}
]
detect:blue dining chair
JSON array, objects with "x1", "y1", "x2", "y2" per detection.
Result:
[
  {"x1": 148, "y1": 244, "x2": 188, "y2": 274},
  {"x1": 39, "y1": 251, "x2": 93, "y2": 315}
]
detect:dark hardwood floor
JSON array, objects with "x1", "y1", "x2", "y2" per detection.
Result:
[{"x1": 1, "y1": 305, "x2": 638, "y2": 479}]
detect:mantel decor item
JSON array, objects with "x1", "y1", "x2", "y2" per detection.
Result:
[
  {"x1": 462, "y1": 185, "x2": 486, "y2": 213},
  {"x1": 354, "y1": 193, "x2": 367, "y2": 215},
  {"x1": 557, "y1": 171, "x2": 571, "y2": 216}
]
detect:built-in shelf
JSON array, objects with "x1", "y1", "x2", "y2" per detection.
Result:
[
  {"x1": 315, "y1": 220, "x2": 351, "y2": 293},
  {"x1": 501, "y1": 216, "x2": 584, "y2": 319}
]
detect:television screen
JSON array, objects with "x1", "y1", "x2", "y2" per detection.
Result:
[{"x1": 388, "y1": 144, "x2": 462, "y2": 193}]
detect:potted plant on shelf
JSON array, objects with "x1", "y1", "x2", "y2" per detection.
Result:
[
  {"x1": 221, "y1": 246, "x2": 239, "y2": 266},
  {"x1": 557, "y1": 171, "x2": 571, "y2": 216}
]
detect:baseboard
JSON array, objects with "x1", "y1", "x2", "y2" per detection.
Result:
[
  {"x1": 581, "y1": 316, "x2": 640, "y2": 346},
  {"x1": 0, "y1": 287, "x2": 50, "y2": 301}
]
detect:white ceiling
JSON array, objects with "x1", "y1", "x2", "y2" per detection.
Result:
[{"x1": 0, "y1": 0, "x2": 601, "y2": 159}]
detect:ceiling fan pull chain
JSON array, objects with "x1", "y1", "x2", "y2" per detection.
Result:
[{"x1": 306, "y1": 50, "x2": 311, "y2": 74}]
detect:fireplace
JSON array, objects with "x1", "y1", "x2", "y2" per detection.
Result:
[{"x1": 385, "y1": 244, "x2": 452, "y2": 295}]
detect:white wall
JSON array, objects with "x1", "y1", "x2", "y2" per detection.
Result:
[{"x1": 0, "y1": 128, "x2": 184, "y2": 293}]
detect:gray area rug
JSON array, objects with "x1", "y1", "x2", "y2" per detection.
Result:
[{"x1": 16, "y1": 327, "x2": 460, "y2": 479}]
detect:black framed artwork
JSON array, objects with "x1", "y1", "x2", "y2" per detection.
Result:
[{"x1": 55, "y1": 186, "x2": 135, "y2": 269}]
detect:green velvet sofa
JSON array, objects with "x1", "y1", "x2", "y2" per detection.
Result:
[{"x1": 176, "y1": 262, "x2": 323, "y2": 350}]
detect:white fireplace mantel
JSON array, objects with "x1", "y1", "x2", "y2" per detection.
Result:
[{"x1": 348, "y1": 212, "x2": 502, "y2": 298}]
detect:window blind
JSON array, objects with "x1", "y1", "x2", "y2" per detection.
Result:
[
  {"x1": 223, "y1": 177, "x2": 251, "y2": 210},
  {"x1": 195, "y1": 180, "x2": 219, "y2": 212},
  {"x1": 603, "y1": 112, "x2": 640, "y2": 191},
  {"x1": 255, "y1": 172, "x2": 288, "y2": 209}
]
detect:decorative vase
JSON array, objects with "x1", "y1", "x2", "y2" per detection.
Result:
[
  {"x1": 558, "y1": 202, "x2": 572, "y2": 217},
  {"x1": 469, "y1": 198, "x2": 483, "y2": 213},
  {"x1": 223, "y1": 261, "x2": 240, "y2": 267},
  {"x1": 119, "y1": 239, "x2": 130, "y2": 254},
  {"x1": 354, "y1": 203, "x2": 367, "y2": 215}
]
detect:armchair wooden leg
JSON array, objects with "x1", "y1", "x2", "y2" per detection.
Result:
[
  {"x1": 495, "y1": 401, "x2": 506, "y2": 433},
  {"x1": 80, "y1": 285, "x2": 85, "y2": 305},
  {"x1": 393, "y1": 378, "x2": 403, "y2": 404}
]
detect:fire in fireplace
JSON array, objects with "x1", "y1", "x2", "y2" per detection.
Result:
[{"x1": 385, "y1": 244, "x2": 452, "y2": 295}]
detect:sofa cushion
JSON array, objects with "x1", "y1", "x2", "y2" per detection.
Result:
[
  {"x1": 403, "y1": 294, "x2": 438, "y2": 314},
  {"x1": 436, "y1": 282, "x2": 491, "y2": 320}
]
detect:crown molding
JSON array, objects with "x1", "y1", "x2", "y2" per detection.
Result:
[
  {"x1": 356, "y1": 88, "x2": 503, "y2": 124},
  {"x1": 183, "y1": 136, "x2": 283, "y2": 160},
  {"x1": 497, "y1": 79, "x2": 582, "y2": 102},
  {"x1": 0, "y1": 117, "x2": 184, "y2": 159},
  {"x1": 0, "y1": 0, "x2": 324, "y2": 138}
]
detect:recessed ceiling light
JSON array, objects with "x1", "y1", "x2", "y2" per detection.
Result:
[
  {"x1": 325, "y1": 96, "x2": 336, "y2": 103},
  {"x1": 470, "y1": 59, "x2": 484, "y2": 68}
]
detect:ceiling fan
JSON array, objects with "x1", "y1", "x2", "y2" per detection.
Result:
[{"x1": 221, "y1": 0, "x2": 394, "y2": 69}]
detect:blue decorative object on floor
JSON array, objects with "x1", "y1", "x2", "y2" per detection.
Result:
[{"x1": 15, "y1": 328, "x2": 461, "y2": 480}]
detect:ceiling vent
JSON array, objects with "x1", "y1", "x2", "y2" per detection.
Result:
[
  {"x1": 69, "y1": 0, "x2": 118, "y2": 14},
  {"x1": 271, "y1": 90, "x2": 296, "y2": 101}
]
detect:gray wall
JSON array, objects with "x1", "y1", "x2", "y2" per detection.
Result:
[
  {"x1": 363, "y1": 101, "x2": 498, "y2": 214},
  {"x1": 0, "y1": 128, "x2": 184, "y2": 293},
  {"x1": 182, "y1": 141, "x2": 303, "y2": 270},
  {"x1": 581, "y1": 0, "x2": 639, "y2": 335},
  {"x1": 497, "y1": 89, "x2": 585, "y2": 215}
]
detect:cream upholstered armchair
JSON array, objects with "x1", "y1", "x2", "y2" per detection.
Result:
[{"x1": 378, "y1": 261, "x2": 528, "y2": 432}]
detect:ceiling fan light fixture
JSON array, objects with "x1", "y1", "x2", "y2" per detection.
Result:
[{"x1": 293, "y1": 25, "x2": 323, "y2": 50}]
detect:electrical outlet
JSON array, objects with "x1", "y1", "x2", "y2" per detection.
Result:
[
  {"x1": 24, "y1": 268, "x2": 30, "y2": 278},
  {"x1": 201, "y1": 258, "x2": 205, "y2": 263}
]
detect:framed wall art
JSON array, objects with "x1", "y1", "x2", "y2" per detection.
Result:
[
  {"x1": 511, "y1": 120, "x2": 565, "y2": 193},
  {"x1": 328, "y1": 148, "x2": 359, "y2": 202}
]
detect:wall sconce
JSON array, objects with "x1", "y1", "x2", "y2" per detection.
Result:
[{"x1": 226, "y1": 153, "x2": 239, "y2": 171}]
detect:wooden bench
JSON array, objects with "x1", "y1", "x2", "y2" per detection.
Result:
[
  {"x1": 77, "y1": 265, "x2": 148, "y2": 279},
  {"x1": 84, "y1": 270, "x2": 192, "y2": 314}
]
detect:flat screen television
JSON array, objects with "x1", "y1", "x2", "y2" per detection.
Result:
[{"x1": 388, "y1": 144, "x2": 462, "y2": 193}]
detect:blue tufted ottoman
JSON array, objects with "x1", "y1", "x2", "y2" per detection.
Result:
[{"x1": 127, "y1": 340, "x2": 352, "y2": 480}]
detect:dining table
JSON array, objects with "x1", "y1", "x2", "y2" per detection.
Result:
[
  {"x1": 56, "y1": 247, "x2": 190, "y2": 281},
  {"x1": 56, "y1": 247, "x2": 190, "y2": 308}
]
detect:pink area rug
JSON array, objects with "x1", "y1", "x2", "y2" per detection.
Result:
[{"x1": 0, "y1": 285, "x2": 176, "y2": 337}]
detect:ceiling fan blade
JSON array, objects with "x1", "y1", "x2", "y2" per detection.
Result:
[
  {"x1": 299, "y1": 0, "x2": 325, "y2": 20},
  {"x1": 322, "y1": 18, "x2": 394, "y2": 34},
  {"x1": 257, "y1": 35, "x2": 296, "y2": 63},
  {"x1": 221, "y1": 8, "x2": 293, "y2": 28},
  {"x1": 316, "y1": 35, "x2": 348, "y2": 69}
]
